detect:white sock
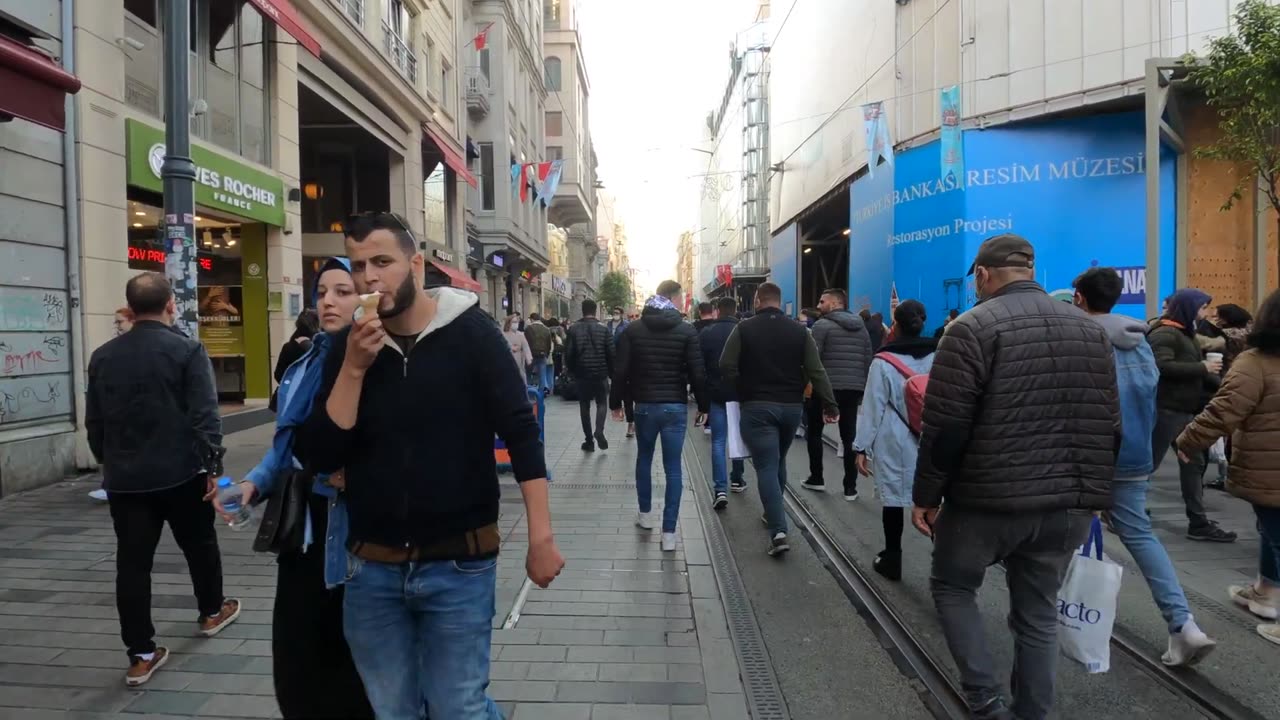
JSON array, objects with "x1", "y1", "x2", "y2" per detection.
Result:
[{"x1": 137, "y1": 652, "x2": 155, "y2": 662}]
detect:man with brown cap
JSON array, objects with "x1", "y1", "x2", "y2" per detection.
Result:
[{"x1": 912, "y1": 234, "x2": 1121, "y2": 720}]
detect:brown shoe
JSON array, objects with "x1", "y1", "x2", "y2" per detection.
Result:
[
  {"x1": 198, "y1": 598, "x2": 241, "y2": 637},
  {"x1": 125, "y1": 647, "x2": 169, "y2": 686}
]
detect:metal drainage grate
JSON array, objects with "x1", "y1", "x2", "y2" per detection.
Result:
[{"x1": 685, "y1": 436, "x2": 790, "y2": 720}]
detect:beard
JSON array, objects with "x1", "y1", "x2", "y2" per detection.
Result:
[{"x1": 375, "y1": 273, "x2": 419, "y2": 321}]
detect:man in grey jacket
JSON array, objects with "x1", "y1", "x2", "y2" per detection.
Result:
[{"x1": 803, "y1": 288, "x2": 872, "y2": 500}]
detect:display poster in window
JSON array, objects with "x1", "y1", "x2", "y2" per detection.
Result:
[{"x1": 198, "y1": 286, "x2": 245, "y2": 356}]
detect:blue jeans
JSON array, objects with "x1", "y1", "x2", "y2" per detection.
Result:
[
  {"x1": 529, "y1": 356, "x2": 553, "y2": 391},
  {"x1": 1256, "y1": 504, "x2": 1280, "y2": 586},
  {"x1": 343, "y1": 555, "x2": 503, "y2": 720},
  {"x1": 740, "y1": 402, "x2": 803, "y2": 536},
  {"x1": 708, "y1": 402, "x2": 745, "y2": 494},
  {"x1": 634, "y1": 403, "x2": 688, "y2": 532},
  {"x1": 1110, "y1": 476, "x2": 1192, "y2": 633}
]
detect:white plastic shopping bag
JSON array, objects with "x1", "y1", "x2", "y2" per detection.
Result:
[
  {"x1": 1208, "y1": 437, "x2": 1227, "y2": 463},
  {"x1": 1056, "y1": 516, "x2": 1123, "y2": 673},
  {"x1": 726, "y1": 402, "x2": 750, "y2": 459}
]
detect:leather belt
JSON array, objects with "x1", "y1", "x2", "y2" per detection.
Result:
[{"x1": 348, "y1": 523, "x2": 501, "y2": 563}]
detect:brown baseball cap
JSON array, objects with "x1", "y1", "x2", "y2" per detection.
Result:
[{"x1": 966, "y1": 234, "x2": 1035, "y2": 276}]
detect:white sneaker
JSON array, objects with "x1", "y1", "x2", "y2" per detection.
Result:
[
  {"x1": 661, "y1": 532, "x2": 677, "y2": 552},
  {"x1": 843, "y1": 491, "x2": 859, "y2": 502},
  {"x1": 1258, "y1": 623, "x2": 1280, "y2": 646},
  {"x1": 1161, "y1": 619, "x2": 1216, "y2": 666},
  {"x1": 703, "y1": 426, "x2": 711, "y2": 435},
  {"x1": 1229, "y1": 582, "x2": 1280, "y2": 620},
  {"x1": 636, "y1": 512, "x2": 655, "y2": 530},
  {"x1": 88, "y1": 489, "x2": 108, "y2": 502}
]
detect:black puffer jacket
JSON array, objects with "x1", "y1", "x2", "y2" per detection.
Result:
[
  {"x1": 609, "y1": 306, "x2": 708, "y2": 412},
  {"x1": 1148, "y1": 323, "x2": 1214, "y2": 414},
  {"x1": 912, "y1": 281, "x2": 1121, "y2": 512},
  {"x1": 565, "y1": 317, "x2": 614, "y2": 380},
  {"x1": 812, "y1": 309, "x2": 872, "y2": 391}
]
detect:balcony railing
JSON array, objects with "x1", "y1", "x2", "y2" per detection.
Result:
[
  {"x1": 381, "y1": 21, "x2": 417, "y2": 82},
  {"x1": 334, "y1": 0, "x2": 364, "y2": 27},
  {"x1": 465, "y1": 67, "x2": 490, "y2": 116}
]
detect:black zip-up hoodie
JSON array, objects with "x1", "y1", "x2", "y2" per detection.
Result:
[{"x1": 296, "y1": 289, "x2": 546, "y2": 552}]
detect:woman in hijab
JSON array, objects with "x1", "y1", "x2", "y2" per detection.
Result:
[
  {"x1": 270, "y1": 309, "x2": 320, "y2": 412},
  {"x1": 215, "y1": 258, "x2": 374, "y2": 719},
  {"x1": 852, "y1": 300, "x2": 936, "y2": 581}
]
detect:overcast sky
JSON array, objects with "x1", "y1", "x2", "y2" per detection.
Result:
[{"x1": 579, "y1": 0, "x2": 755, "y2": 294}]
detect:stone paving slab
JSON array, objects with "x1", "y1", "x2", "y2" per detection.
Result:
[{"x1": 0, "y1": 398, "x2": 748, "y2": 719}]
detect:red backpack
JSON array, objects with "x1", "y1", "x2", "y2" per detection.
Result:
[{"x1": 875, "y1": 353, "x2": 928, "y2": 436}]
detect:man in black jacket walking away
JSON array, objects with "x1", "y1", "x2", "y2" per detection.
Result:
[
  {"x1": 701, "y1": 297, "x2": 748, "y2": 507},
  {"x1": 86, "y1": 272, "x2": 239, "y2": 687},
  {"x1": 296, "y1": 212, "x2": 564, "y2": 718},
  {"x1": 566, "y1": 298, "x2": 615, "y2": 452},
  {"x1": 722, "y1": 283, "x2": 838, "y2": 556},
  {"x1": 803, "y1": 288, "x2": 872, "y2": 500},
  {"x1": 913, "y1": 235, "x2": 1120, "y2": 720},
  {"x1": 610, "y1": 280, "x2": 709, "y2": 552}
]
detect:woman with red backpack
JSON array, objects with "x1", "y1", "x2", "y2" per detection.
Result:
[{"x1": 852, "y1": 299, "x2": 936, "y2": 581}]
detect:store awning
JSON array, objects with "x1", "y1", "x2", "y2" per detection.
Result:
[
  {"x1": 423, "y1": 122, "x2": 479, "y2": 188},
  {"x1": 0, "y1": 35, "x2": 80, "y2": 131},
  {"x1": 246, "y1": 0, "x2": 321, "y2": 58},
  {"x1": 429, "y1": 260, "x2": 483, "y2": 293}
]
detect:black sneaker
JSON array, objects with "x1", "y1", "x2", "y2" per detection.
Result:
[
  {"x1": 713, "y1": 493, "x2": 728, "y2": 511},
  {"x1": 595, "y1": 433, "x2": 609, "y2": 450},
  {"x1": 801, "y1": 478, "x2": 825, "y2": 492},
  {"x1": 581, "y1": 439, "x2": 595, "y2": 452},
  {"x1": 873, "y1": 550, "x2": 902, "y2": 581},
  {"x1": 1187, "y1": 524, "x2": 1237, "y2": 543},
  {"x1": 730, "y1": 478, "x2": 748, "y2": 493},
  {"x1": 768, "y1": 532, "x2": 790, "y2": 556}
]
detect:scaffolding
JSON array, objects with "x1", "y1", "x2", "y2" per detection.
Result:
[{"x1": 740, "y1": 36, "x2": 769, "y2": 271}]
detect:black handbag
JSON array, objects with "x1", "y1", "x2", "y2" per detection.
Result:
[{"x1": 252, "y1": 470, "x2": 311, "y2": 554}]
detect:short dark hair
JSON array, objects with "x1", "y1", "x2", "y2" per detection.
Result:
[
  {"x1": 715, "y1": 297, "x2": 737, "y2": 316},
  {"x1": 821, "y1": 288, "x2": 847, "y2": 306},
  {"x1": 611, "y1": 306, "x2": 623, "y2": 314},
  {"x1": 1072, "y1": 266, "x2": 1123, "y2": 313},
  {"x1": 343, "y1": 211, "x2": 417, "y2": 255},
  {"x1": 125, "y1": 272, "x2": 173, "y2": 316},
  {"x1": 948, "y1": 309, "x2": 960, "y2": 320},
  {"x1": 582, "y1": 299, "x2": 598, "y2": 316},
  {"x1": 528, "y1": 312, "x2": 541, "y2": 322},
  {"x1": 655, "y1": 280, "x2": 682, "y2": 299},
  {"x1": 1216, "y1": 303, "x2": 1252, "y2": 329},
  {"x1": 756, "y1": 282, "x2": 782, "y2": 305},
  {"x1": 697, "y1": 301, "x2": 713, "y2": 317}
]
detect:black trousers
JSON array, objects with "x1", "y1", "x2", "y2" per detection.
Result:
[
  {"x1": 805, "y1": 390, "x2": 862, "y2": 493},
  {"x1": 578, "y1": 377, "x2": 609, "y2": 440},
  {"x1": 273, "y1": 494, "x2": 374, "y2": 720},
  {"x1": 109, "y1": 476, "x2": 224, "y2": 659}
]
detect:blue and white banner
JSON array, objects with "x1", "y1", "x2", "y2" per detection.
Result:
[
  {"x1": 940, "y1": 85, "x2": 964, "y2": 183},
  {"x1": 862, "y1": 101, "x2": 894, "y2": 178}
]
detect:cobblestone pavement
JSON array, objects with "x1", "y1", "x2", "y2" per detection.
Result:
[{"x1": 0, "y1": 398, "x2": 747, "y2": 719}]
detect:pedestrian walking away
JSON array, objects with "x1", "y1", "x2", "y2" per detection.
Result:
[
  {"x1": 216, "y1": 257, "x2": 375, "y2": 719},
  {"x1": 85, "y1": 271, "x2": 240, "y2": 687},
  {"x1": 524, "y1": 312, "x2": 555, "y2": 392},
  {"x1": 1148, "y1": 288, "x2": 1238, "y2": 542},
  {"x1": 607, "y1": 307, "x2": 637, "y2": 437},
  {"x1": 721, "y1": 282, "x2": 838, "y2": 557},
  {"x1": 610, "y1": 280, "x2": 709, "y2": 553},
  {"x1": 804, "y1": 287, "x2": 872, "y2": 500},
  {"x1": 853, "y1": 299, "x2": 936, "y2": 582},
  {"x1": 295, "y1": 212, "x2": 565, "y2": 719},
  {"x1": 1177, "y1": 288, "x2": 1280, "y2": 647},
  {"x1": 565, "y1": 298, "x2": 615, "y2": 452},
  {"x1": 700, "y1": 296, "x2": 748, "y2": 507},
  {"x1": 913, "y1": 235, "x2": 1120, "y2": 720},
  {"x1": 1073, "y1": 267, "x2": 1217, "y2": 667}
]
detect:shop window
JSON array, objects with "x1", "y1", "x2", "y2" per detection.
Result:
[
  {"x1": 479, "y1": 142, "x2": 495, "y2": 211},
  {"x1": 424, "y1": 164, "x2": 447, "y2": 247}
]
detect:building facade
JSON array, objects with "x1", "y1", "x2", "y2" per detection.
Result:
[
  {"x1": 1, "y1": 0, "x2": 476, "y2": 493},
  {"x1": 464, "y1": 0, "x2": 550, "y2": 319}
]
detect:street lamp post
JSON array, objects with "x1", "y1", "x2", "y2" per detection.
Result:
[{"x1": 161, "y1": 0, "x2": 198, "y2": 338}]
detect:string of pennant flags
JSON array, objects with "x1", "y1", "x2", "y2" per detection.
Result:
[{"x1": 511, "y1": 160, "x2": 565, "y2": 207}]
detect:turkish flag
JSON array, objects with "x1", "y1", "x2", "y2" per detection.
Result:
[{"x1": 473, "y1": 22, "x2": 494, "y2": 50}]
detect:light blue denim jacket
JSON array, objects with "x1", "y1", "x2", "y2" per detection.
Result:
[
  {"x1": 244, "y1": 343, "x2": 350, "y2": 588},
  {"x1": 1091, "y1": 313, "x2": 1158, "y2": 477}
]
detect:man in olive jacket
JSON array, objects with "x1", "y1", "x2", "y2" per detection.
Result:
[{"x1": 912, "y1": 235, "x2": 1120, "y2": 720}]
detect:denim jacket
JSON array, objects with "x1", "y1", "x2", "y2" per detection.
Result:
[
  {"x1": 1092, "y1": 313, "x2": 1158, "y2": 477},
  {"x1": 244, "y1": 336, "x2": 350, "y2": 588}
]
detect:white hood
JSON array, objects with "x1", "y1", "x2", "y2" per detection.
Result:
[{"x1": 364, "y1": 287, "x2": 479, "y2": 355}]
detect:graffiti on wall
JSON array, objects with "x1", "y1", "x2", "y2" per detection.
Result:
[
  {"x1": 0, "y1": 333, "x2": 71, "y2": 377},
  {"x1": 0, "y1": 288, "x2": 69, "y2": 332},
  {"x1": 0, "y1": 375, "x2": 71, "y2": 425}
]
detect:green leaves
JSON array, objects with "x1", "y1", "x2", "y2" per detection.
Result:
[{"x1": 597, "y1": 271, "x2": 633, "y2": 314}]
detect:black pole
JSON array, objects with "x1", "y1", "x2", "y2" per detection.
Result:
[{"x1": 161, "y1": 0, "x2": 198, "y2": 338}]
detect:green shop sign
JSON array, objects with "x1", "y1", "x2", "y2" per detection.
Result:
[{"x1": 125, "y1": 119, "x2": 286, "y2": 226}]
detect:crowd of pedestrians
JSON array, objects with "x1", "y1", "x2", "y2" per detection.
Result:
[{"x1": 82, "y1": 218, "x2": 1280, "y2": 719}]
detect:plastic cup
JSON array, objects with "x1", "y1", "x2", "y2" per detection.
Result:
[{"x1": 1206, "y1": 352, "x2": 1223, "y2": 364}]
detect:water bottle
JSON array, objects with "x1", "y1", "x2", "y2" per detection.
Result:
[{"x1": 215, "y1": 477, "x2": 253, "y2": 530}]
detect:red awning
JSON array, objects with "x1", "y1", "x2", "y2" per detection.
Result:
[
  {"x1": 430, "y1": 261, "x2": 483, "y2": 293},
  {"x1": 247, "y1": 0, "x2": 321, "y2": 58},
  {"x1": 423, "y1": 122, "x2": 479, "y2": 188},
  {"x1": 0, "y1": 35, "x2": 80, "y2": 131}
]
